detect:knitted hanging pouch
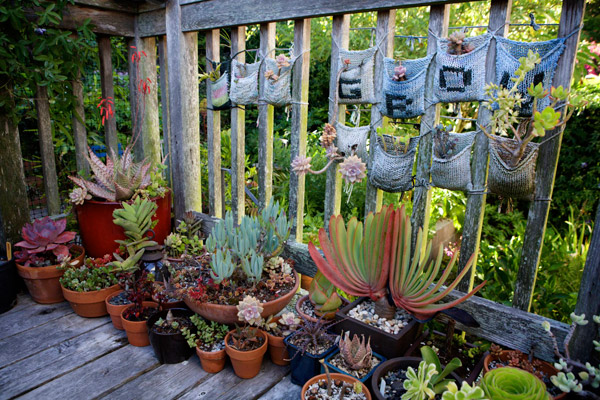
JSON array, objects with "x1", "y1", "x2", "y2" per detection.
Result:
[
  {"x1": 335, "y1": 122, "x2": 370, "y2": 160},
  {"x1": 230, "y1": 59, "x2": 261, "y2": 105},
  {"x1": 431, "y1": 129, "x2": 478, "y2": 191},
  {"x1": 263, "y1": 58, "x2": 293, "y2": 107},
  {"x1": 368, "y1": 135, "x2": 419, "y2": 193},
  {"x1": 495, "y1": 36, "x2": 566, "y2": 116},
  {"x1": 488, "y1": 136, "x2": 539, "y2": 199},
  {"x1": 433, "y1": 33, "x2": 492, "y2": 104},
  {"x1": 338, "y1": 46, "x2": 377, "y2": 105},
  {"x1": 380, "y1": 55, "x2": 433, "y2": 119},
  {"x1": 210, "y1": 72, "x2": 230, "y2": 109}
]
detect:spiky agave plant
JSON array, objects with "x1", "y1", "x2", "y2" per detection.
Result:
[{"x1": 69, "y1": 144, "x2": 151, "y2": 202}]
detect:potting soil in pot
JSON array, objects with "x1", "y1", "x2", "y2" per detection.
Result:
[
  {"x1": 379, "y1": 368, "x2": 442, "y2": 400},
  {"x1": 151, "y1": 316, "x2": 193, "y2": 334},
  {"x1": 328, "y1": 353, "x2": 382, "y2": 380},
  {"x1": 305, "y1": 379, "x2": 368, "y2": 400},
  {"x1": 108, "y1": 291, "x2": 132, "y2": 306},
  {"x1": 347, "y1": 299, "x2": 410, "y2": 335},
  {"x1": 299, "y1": 297, "x2": 318, "y2": 319}
]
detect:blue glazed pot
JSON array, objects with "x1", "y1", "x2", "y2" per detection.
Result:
[
  {"x1": 322, "y1": 349, "x2": 387, "y2": 394},
  {"x1": 284, "y1": 332, "x2": 337, "y2": 386}
]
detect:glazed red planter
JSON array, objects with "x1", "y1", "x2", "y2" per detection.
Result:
[{"x1": 75, "y1": 193, "x2": 172, "y2": 258}]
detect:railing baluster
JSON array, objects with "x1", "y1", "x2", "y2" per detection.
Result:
[
  {"x1": 231, "y1": 26, "x2": 247, "y2": 223},
  {"x1": 206, "y1": 28, "x2": 222, "y2": 218},
  {"x1": 97, "y1": 35, "x2": 119, "y2": 155},
  {"x1": 288, "y1": 18, "x2": 312, "y2": 241}
]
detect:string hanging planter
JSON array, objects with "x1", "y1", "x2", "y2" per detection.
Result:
[
  {"x1": 488, "y1": 136, "x2": 539, "y2": 199},
  {"x1": 431, "y1": 128, "x2": 478, "y2": 192},
  {"x1": 337, "y1": 46, "x2": 377, "y2": 105},
  {"x1": 368, "y1": 135, "x2": 419, "y2": 193},
  {"x1": 230, "y1": 59, "x2": 261, "y2": 105}
]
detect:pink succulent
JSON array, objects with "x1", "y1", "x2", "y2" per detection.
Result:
[
  {"x1": 291, "y1": 155, "x2": 312, "y2": 176},
  {"x1": 264, "y1": 69, "x2": 274, "y2": 79},
  {"x1": 393, "y1": 64, "x2": 407, "y2": 81},
  {"x1": 236, "y1": 295, "x2": 264, "y2": 326},
  {"x1": 325, "y1": 145, "x2": 340, "y2": 160},
  {"x1": 339, "y1": 155, "x2": 366, "y2": 184},
  {"x1": 15, "y1": 217, "x2": 76, "y2": 265},
  {"x1": 276, "y1": 54, "x2": 290, "y2": 69}
]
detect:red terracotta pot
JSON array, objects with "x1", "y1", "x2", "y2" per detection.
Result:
[
  {"x1": 196, "y1": 347, "x2": 227, "y2": 373},
  {"x1": 16, "y1": 245, "x2": 85, "y2": 304},
  {"x1": 74, "y1": 193, "x2": 172, "y2": 258},
  {"x1": 302, "y1": 373, "x2": 371, "y2": 400},
  {"x1": 62, "y1": 284, "x2": 120, "y2": 317},
  {"x1": 266, "y1": 331, "x2": 289, "y2": 366},
  {"x1": 121, "y1": 301, "x2": 158, "y2": 347},
  {"x1": 105, "y1": 290, "x2": 131, "y2": 330},
  {"x1": 184, "y1": 270, "x2": 300, "y2": 325},
  {"x1": 225, "y1": 329, "x2": 268, "y2": 379}
]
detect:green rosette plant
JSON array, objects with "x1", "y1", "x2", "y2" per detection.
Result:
[
  {"x1": 308, "y1": 271, "x2": 343, "y2": 314},
  {"x1": 481, "y1": 367, "x2": 550, "y2": 400},
  {"x1": 441, "y1": 381, "x2": 487, "y2": 400}
]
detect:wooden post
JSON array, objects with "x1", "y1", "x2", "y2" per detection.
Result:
[
  {"x1": 0, "y1": 82, "x2": 30, "y2": 245},
  {"x1": 165, "y1": 0, "x2": 201, "y2": 219},
  {"x1": 288, "y1": 18, "x2": 311, "y2": 241},
  {"x1": 364, "y1": 10, "x2": 395, "y2": 216},
  {"x1": 206, "y1": 29, "x2": 222, "y2": 218},
  {"x1": 97, "y1": 35, "x2": 119, "y2": 155},
  {"x1": 410, "y1": 4, "x2": 449, "y2": 253},
  {"x1": 457, "y1": 0, "x2": 512, "y2": 293},
  {"x1": 258, "y1": 22, "x2": 276, "y2": 209},
  {"x1": 513, "y1": 0, "x2": 586, "y2": 311},
  {"x1": 571, "y1": 200, "x2": 600, "y2": 362},
  {"x1": 158, "y1": 35, "x2": 172, "y2": 187},
  {"x1": 71, "y1": 65, "x2": 88, "y2": 176},
  {"x1": 34, "y1": 85, "x2": 60, "y2": 216},
  {"x1": 324, "y1": 14, "x2": 349, "y2": 230},
  {"x1": 230, "y1": 26, "x2": 246, "y2": 224},
  {"x1": 128, "y1": 39, "x2": 140, "y2": 158}
]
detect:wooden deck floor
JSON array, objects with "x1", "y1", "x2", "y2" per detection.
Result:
[{"x1": 0, "y1": 295, "x2": 302, "y2": 400}]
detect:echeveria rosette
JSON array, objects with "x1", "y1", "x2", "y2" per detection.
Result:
[
  {"x1": 481, "y1": 367, "x2": 550, "y2": 400},
  {"x1": 15, "y1": 217, "x2": 76, "y2": 264},
  {"x1": 339, "y1": 155, "x2": 366, "y2": 185},
  {"x1": 388, "y1": 205, "x2": 485, "y2": 321},
  {"x1": 441, "y1": 382, "x2": 487, "y2": 400},
  {"x1": 236, "y1": 295, "x2": 264, "y2": 326},
  {"x1": 291, "y1": 155, "x2": 312, "y2": 176},
  {"x1": 402, "y1": 361, "x2": 437, "y2": 400},
  {"x1": 308, "y1": 205, "x2": 395, "y2": 302}
]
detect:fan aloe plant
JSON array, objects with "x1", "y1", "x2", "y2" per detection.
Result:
[{"x1": 69, "y1": 144, "x2": 151, "y2": 202}]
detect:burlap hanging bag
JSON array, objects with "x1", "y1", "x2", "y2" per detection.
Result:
[
  {"x1": 433, "y1": 33, "x2": 492, "y2": 104},
  {"x1": 380, "y1": 55, "x2": 433, "y2": 119},
  {"x1": 337, "y1": 46, "x2": 377, "y2": 105},
  {"x1": 335, "y1": 122, "x2": 370, "y2": 160},
  {"x1": 431, "y1": 130, "x2": 478, "y2": 192},
  {"x1": 368, "y1": 135, "x2": 419, "y2": 193},
  {"x1": 230, "y1": 58, "x2": 261, "y2": 105},
  {"x1": 488, "y1": 136, "x2": 539, "y2": 199}
]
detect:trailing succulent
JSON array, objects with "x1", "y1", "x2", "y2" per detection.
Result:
[
  {"x1": 15, "y1": 217, "x2": 77, "y2": 267},
  {"x1": 182, "y1": 314, "x2": 229, "y2": 351},
  {"x1": 481, "y1": 367, "x2": 550, "y2": 400},
  {"x1": 59, "y1": 254, "x2": 119, "y2": 292},
  {"x1": 433, "y1": 124, "x2": 459, "y2": 159},
  {"x1": 338, "y1": 331, "x2": 373, "y2": 370}
]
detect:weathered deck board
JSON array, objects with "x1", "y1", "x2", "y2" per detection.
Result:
[
  {"x1": 259, "y1": 375, "x2": 302, "y2": 400},
  {"x1": 0, "y1": 300, "x2": 72, "y2": 340},
  {"x1": 1, "y1": 323, "x2": 127, "y2": 399}
]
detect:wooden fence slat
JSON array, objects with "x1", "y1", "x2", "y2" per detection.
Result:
[
  {"x1": 288, "y1": 18, "x2": 311, "y2": 241},
  {"x1": 258, "y1": 22, "x2": 276, "y2": 209},
  {"x1": 364, "y1": 10, "x2": 396, "y2": 216},
  {"x1": 34, "y1": 85, "x2": 61, "y2": 216},
  {"x1": 98, "y1": 35, "x2": 119, "y2": 155},
  {"x1": 324, "y1": 14, "x2": 349, "y2": 231},
  {"x1": 165, "y1": 0, "x2": 201, "y2": 219},
  {"x1": 230, "y1": 26, "x2": 247, "y2": 224},
  {"x1": 158, "y1": 35, "x2": 173, "y2": 186},
  {"x1": 513, "y1": 0, "x2": 586, "y2": 311},
  {"x1": 206, "y1": 28, "x2": 223, "y2": 218},
  {"x1": 410, "y1": 4, "x2": 449, "y2": 253},
  {"x1": 457, "y1": 0, "x2": 512, "y2": 292}
]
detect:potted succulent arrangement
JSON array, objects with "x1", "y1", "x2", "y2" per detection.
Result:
[
  {"x1": 284, "y1": 315, "x2": 340, "y2": 385},
  {"x1": 68, "y1": 144, "x2": 171, "y2": 258},
  {"x1": 224, "y1": 296, "x2": 269, "y2": 379},
  {"x1": 303, "y1": 361, "x2": 372, "y2": 400},
  {"x1": 106, "y1": 288, "x2": 133, "y2": 330},
  {"x1": 147, "y1": 308, "x2": 195, "y2": 364},
  {"x1": 183, "y1": 202, "x2": 299, "y2": 325},
  {"x1": 261, "y1": 311, "x2": 301, "y2": 366},
  {"x1": 164, "y1": 212, "x2": 204, "y2": 261},
  {"x1": 182, "y1": 314, "x2": 229, "y2": 373},
  {"x1": 296, "y1": 271, "x2": 345, "y2": 322},
  {"x1": 0, "y1": 244, "x2": 18, "y2": 313},
  {"x1": 14, "y1": 217, "x2": 84, "y2": 304},
  {"x1": 310, "y1": 205, "x2": 484, "y2": 358},
  {"x1": 481, "y1": 367, "x2": 551, "y2": 399},
  {"x1": 119, "y1": 269, "x2": 157, "y2": 346},
  {"x1": 152, "y1": 264, "x2": 185, "y2": 309},
  {"x1": 59, "y1": 253, "x2": 120, "y2": 317}
]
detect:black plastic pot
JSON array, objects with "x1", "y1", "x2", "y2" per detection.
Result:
[
  {"x1": 147, "y1": 308, "x2": 194, "y2": 364},
  {"x1": 284, "y1": 332, "x2": 337, "y2": 386},
  {"x1": 0, "y1": 254, "x2": 18, "y2": 314}
]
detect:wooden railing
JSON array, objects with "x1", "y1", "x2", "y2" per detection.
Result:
[{"x1": 13, "y1": 0, "x2": 594, "y2": 362}]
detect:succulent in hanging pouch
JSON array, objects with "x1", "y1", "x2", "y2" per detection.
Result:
[
  {"x1": 69, "y1": 144, "x2": 151, "y2": 202},
  {"x1": 338, "y1": 331, "x2": 373, "y2": 370},
  {"x1": 15, "y1": 217, "x2": 77, "y2": 265}
]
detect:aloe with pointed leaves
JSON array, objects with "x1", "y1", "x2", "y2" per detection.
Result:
[{"x1": 309, "y1": 271, "x2": 343, "y2": 314}]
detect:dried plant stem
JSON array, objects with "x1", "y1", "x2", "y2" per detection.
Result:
[{"x1": 320, "y1": 359, "x2": 333, "y2": 397}]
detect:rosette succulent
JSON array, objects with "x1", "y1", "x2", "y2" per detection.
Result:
[
  {"x1": 481, "y1": 367, "x2": 550, "y2": 400},
  {"x1": 15, "y1": 217, "x2": 77, "y2": 266},
  {"x1": 237, "y1": 295, "x2": 264, "y2": 326},
  {"x1": 441, "y1": 382, "x2": 486, "y2": 400},
  {"x1": 309, "y1": 271, "x2": 343, "y2": 314},
  {"x1": 403, "y1": 361, "x2": 437, "y2": 400}
]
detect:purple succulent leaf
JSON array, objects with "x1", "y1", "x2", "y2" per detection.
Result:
[
  {"x1": 86, "y1": 147, "x2": 114, "y2": 189},
  {"x1": 15, "y1": 240, "x2": 40, "y2": 249},
  {"x1": 52, "y1": 245, "x2": 70, "y2": 259},
  {"x1": 54, "y1": 231, "x2": 76, "y2": 243}
]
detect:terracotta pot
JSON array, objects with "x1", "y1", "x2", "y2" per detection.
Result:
[
  {"x1": 105, "y1": 290, "x2": 132, "y2": 330},
  {"x1": 61, "y1": 284, "x2": 120, "y2": 317},
  {"x1": 266, "y1": 331, "x2": 289, "y2": 366},
  {"x1": 152, "y1": 282, "x2": 185, "y2": 309},
  {"x1": 483, "y1": 350, "x2": 565, "y2": 399},
  {"x1": 302, "y1": 372, "x2": 371, "y2": 400},
  {"x1": 184, "y1": 270, "x2": 300, "y2": 325},
  {"x1": 196, "y1": 347, "x2": 227, "y2": 373},
  {"x1": 75, "y1": 193, "x2": 172, "y2": 258},
  {"x1": 300, "y1": 274, "x2": 313, "y2": 291},
  {"x1": 295, "y1": 294, "x2": 348, "y2": 323},
  {"x1": 120, "y1": 301, "x2": 158, "y2": 346},
  {"x1": 225, "y1": 329, "x2": 268, "y2": 379},
  {"x1": 16, "y1": 245, "x2": 85, "y2": 304}
]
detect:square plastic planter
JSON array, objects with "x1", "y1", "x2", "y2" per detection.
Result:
[
  {"x1": 332, "y1": 297, "x2": 423, "y2": 359},
  {"x1": 323, "y1": 349, "x2": 387, "y2": 394},
  {"x1": 284, "y1": 332, "x2": 337, "y2": 386}
]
